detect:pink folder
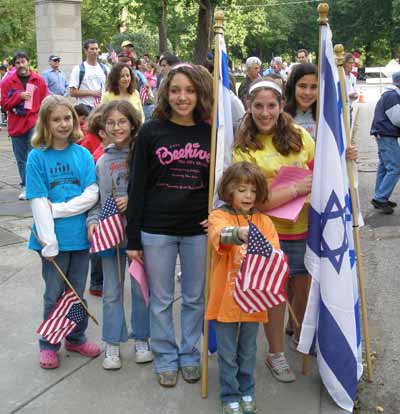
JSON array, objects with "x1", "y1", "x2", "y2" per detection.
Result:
[
  {"x1": 24, "y1": 83, "x2": 36, "y2": 110},
  {"x1": 129, "y1": 260, "x2": 149, "y2": 305},
  {"x1": 265, "y1": 166, "x2": 312, "y2": 222}
]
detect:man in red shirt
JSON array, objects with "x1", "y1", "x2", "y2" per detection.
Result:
[{"x1": 1, "y1": 51, "x2": 48, "y2": 199}]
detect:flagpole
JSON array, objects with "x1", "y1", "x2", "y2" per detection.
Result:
[
  {"x1": 299, "y1": 3, "x2": 331, "y2": 375},
  {"x1": 201, "y1": 9, "x2": 224, "y2": 399},
  {"x1": 30, "y1": 228, "x2": 99, "y2": 325},
  {"x1": 334, "y1": 44, "x2": 373, "y2": 382}
]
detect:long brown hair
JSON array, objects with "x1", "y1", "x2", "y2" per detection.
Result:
[
  {"x1": 234, "y1": 78, "x2": 303, "y2": 156},
  {"x1": 153, "y1": 64, "x2": 212, "y2": 123},
  {"x1": 106, "y1": 63, "x2": 137, "y2": 95}
]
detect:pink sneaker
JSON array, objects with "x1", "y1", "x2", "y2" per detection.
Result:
[
  {"x1": 40, "y1": 350, "x2": 59, "y2": 369},
  {"x1": 65, "y1": 340, "x2": 101, "y2": 358}
]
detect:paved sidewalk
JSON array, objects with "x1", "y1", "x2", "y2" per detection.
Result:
[{"x1": 0, "y1": 127, "x2": 348, "y2": 414}]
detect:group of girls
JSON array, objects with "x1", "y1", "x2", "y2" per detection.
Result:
[{"x1": 26, "y1": 60, "x2": 355, "y2": 414}]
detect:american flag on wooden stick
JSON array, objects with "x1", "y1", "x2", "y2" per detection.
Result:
[
  {"x1": 233, "y1": 222, "x2": 289, "y2": 313},
  {"x1": 37, "y1": 290, "x2": 86, "y2": 344},
  {"x1": 91, "y1": 196, "x2": 124, "y2": 253}
]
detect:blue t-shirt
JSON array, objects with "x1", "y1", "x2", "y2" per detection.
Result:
[{"x1": 26, "y1": 143, "x2": 96, "y2": 251}]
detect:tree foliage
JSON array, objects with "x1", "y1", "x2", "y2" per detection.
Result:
[
  {"x1": 0, "y1": 1, "x2": 398, "y2": 67},
  {"x1": 0, "y1": 0, "x2": 36, "y2": 63}
]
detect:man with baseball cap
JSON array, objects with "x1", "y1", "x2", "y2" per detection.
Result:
[
  {"x1": 42, "y1": 54, "x2": 68, "y2": 96},
  {"x1": 121, "y1": 40, "x2": 136, "y2": 60},
  {"x1": 370, "y1": 70, "x2": 400, "y2": 214}
]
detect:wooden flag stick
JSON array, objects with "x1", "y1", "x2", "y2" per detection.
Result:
[
  {"x1": 111, "y1": 178, "x2": 123, "y2": 288},
  {"x1": 201, "y1": 9, "x2": 224, "y2": 400},
  {"x1": 31, "y1": 228, "x2": 99, "y2": 325},
  {"x1": 334, "y1": 43, "x2": 373, "y2": 382}
]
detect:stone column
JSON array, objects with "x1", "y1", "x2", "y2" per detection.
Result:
[{"x1": 35, "y1": 0, "x2": 82, "y2": 79}]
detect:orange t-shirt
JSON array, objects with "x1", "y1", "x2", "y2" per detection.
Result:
[{"x1": 205, "y1": 207, "x2": 280, "y2": 323}]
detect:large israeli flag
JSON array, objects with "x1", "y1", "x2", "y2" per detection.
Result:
[
  {"x1": 297, "y1": 23, "x2": 363, "y2": 412},
  {"x1": 214, "y1": 35, "x2": 234, "y2": 206}
]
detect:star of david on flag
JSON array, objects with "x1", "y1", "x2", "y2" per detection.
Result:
[
  {"x1": 91, "y1": 196, "x2": 124, "y2": 253},
  {"x1": 234, "y1": 222, "x2": 289, "y2": 313},
  {"x1": 297, "y1": 22, "x2": 363, "y2": 413},
  {"x1": 37, "y1": 290, "x2": 86, "y2": 345}
]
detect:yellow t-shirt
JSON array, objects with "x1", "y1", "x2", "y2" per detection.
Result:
[
  {"x1": 232, "y1": 127, "x2": 315, "y2": 237},
  {"x1": 101, "y1": 91, "x2": 145, "y2": 123}
]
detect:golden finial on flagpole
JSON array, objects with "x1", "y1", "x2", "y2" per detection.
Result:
[
  {"x1": 334, "y1": 44, "x2": 345, "y2": 66},
  {"x1": 318, "y1": 3, "x2": 329, "y2": 25}
]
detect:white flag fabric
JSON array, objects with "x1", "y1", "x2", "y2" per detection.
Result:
[
  {"x1": 297, "y1": 23, "x2": 363, "y2": 412},
  {"x1": 214, "y1": 35, "x2": 234, "y2": 206}
]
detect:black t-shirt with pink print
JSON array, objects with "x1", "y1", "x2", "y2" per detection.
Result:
[{"x1": 126, "y1": 119, "x2": 211, "y2": 250}]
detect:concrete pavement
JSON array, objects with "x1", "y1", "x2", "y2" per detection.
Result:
[{"x1": 0, "y1": 89, "x2": 397, "y2": 414}]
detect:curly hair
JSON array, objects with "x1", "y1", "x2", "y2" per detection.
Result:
[
  {"x1": 234, "y1": 78, "x2": 303, "y2": 156},
  {"x1": 284, "y1": 63, "x2": 317, "y2": 120},
  {"x1": 153, "y1": 64, "x2": 213, "y2": 123},
  {"x1": 32, "y1": 96, "x2": 82, "y2": 149},
  {"x1": 106, "y1": 63, "x2": 137, "y2": 95}
]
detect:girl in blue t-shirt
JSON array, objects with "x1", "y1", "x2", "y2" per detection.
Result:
[{"x1": 26, "y1": 95, "x2": 101, "y2": 370}]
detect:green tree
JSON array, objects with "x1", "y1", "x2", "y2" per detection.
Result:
[{"x1": 0, "y1": 0, "x2": 36, "y2": 63}]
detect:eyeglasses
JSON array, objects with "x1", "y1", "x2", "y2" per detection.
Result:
[{"x1": 105, "y1": 119, "x2": 130, "y2": 129}]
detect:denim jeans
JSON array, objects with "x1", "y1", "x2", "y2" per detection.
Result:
[
  {"x1": 141, "y1": 231, "x2": 206, "y2": 373},
  {"x1": 11, "y1": 128, "x2": 34, "y2": 187},
  {"x1": 143, "y1": 104, "x2": 154, "y2": 121},
  {"x1": 39, "y1": 250, "x2": 89, "y2": 351},
  {"x1": 89, "y1": 253, "x2": 103, "y2": 291},
  {"x1": 214, "y1": 321, "x2": 259, "y2": 403},
  {"x1": 374, "y1": 136, "x2": 400, "y2": 202},
  {"x1": 102, "y1": 253, "x2": 150, "y2": 344}
]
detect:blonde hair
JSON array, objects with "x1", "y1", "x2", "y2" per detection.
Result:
[{"x1": 32, "y1": 96, "x2": 82, "y2": 149}]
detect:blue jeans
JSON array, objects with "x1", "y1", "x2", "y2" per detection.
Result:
[
  {"x1": 89, "y1": 253, "x2": 103, "y2": 291},
  {"x1": 374, "y1": 136, "x2": 400, "y2": 202},
  {"x1": 11, "y1": 128, "x2": 34, "y2": 187},
  {"x1": 214, "y1": 321, "x2": 259, "y2": 403},
  {"x1": 143, "y1": 104, "x2": 154, "y2": 121},
  {"x1": 141, "y1": 231, "x2": 206, "y2": 373},
  {"x1": 39, "y1": 250, "x2": 89, "y2": 351},
  {"x1": 102, "y1": 253, "x2": 150, "y2": 344}
]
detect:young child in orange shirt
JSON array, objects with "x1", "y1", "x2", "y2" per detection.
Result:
[{"x1": 206, "y1": 162, "x2": 281, "y2": 414}]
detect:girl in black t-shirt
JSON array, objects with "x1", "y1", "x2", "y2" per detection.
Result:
[{"x1": 126, "y1": 64, "x2": 212, "y2": 387}]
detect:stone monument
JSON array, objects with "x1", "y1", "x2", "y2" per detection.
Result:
[{"x1": 35, "y1": 0, "x2": 83, "y2": 78}]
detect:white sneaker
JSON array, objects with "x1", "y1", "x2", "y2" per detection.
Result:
[
  {"x1": 134, "y1": 340, "x2": 153, "y2": 364},
  {"x1": 18, "y1": 187, "x2": 26, "y2": 200},
  {"x1": 102, "y1": 344, "x2": 121, "y2": 370}
]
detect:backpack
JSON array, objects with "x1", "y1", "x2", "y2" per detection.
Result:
[{"x1": 78, "y1": 62, "x2": 108, "y2": 89}]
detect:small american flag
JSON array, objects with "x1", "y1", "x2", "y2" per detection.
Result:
[
  {"x1": 108, "y1": 47, "x2": 118, "y2": 64},
  {"x1": 233, "y1": 222, "x2": 289, "y2": 313},
  {"x1": 91, "y1": 196, "x2": 124, "y2": 253},
  {"x1": 139, "y1": 85, "x2": 149, "y2": 105},
  {"x1": 37, "y1": 290, "x2": 86, "y2": 344}
]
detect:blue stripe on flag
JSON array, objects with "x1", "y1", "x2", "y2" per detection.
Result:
[
  {"x1": 221, "y1": 50, "x2": 230, "y2": 90},
  {"x1": 321, "y1": 46, "x2": 343, "y2": 156},
  {"x1": 308, "y1": 205, "x2": 322, "y2": 257},
  {"x1": 319, "y1": 300, "x2": 357, "y2": 401}
]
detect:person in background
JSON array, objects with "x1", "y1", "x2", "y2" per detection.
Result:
[
  {"x1": 238, "y1": 57, "x2": 261, "y2": 109},
  {"x1": 42, "y1": 55, "x2": 69, "y2": 96},
  {"x1": 297, "y1": 49, "x2": 308, "y2": 64},
  {"x1": 121, "y1": 40, "x2": 137, "y2": 60},
  {"x1": 370, "y1": 71, "x2": 400, "y2": 214},
  {"x1": 69, "y1": 39, "x2": 108, "y2": 113},
  {"x1": 1, "y1": 51, "x2": 48, "y2": 200},
  {"x1": 101, "y1": 63, "x2": 144, "y2": 123},
  {"x1": 263, "y1": 57, "x2": 286, "y2": 80},
  {"x1": 155, "y1": 52, "x2": 180, "y2": 97},
  {"x1": 74, "y1": 103, "x2": 90, "y2": 136},
  {"x1": 344, "y1": 52, "x2": 359, "y2": 125}
]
